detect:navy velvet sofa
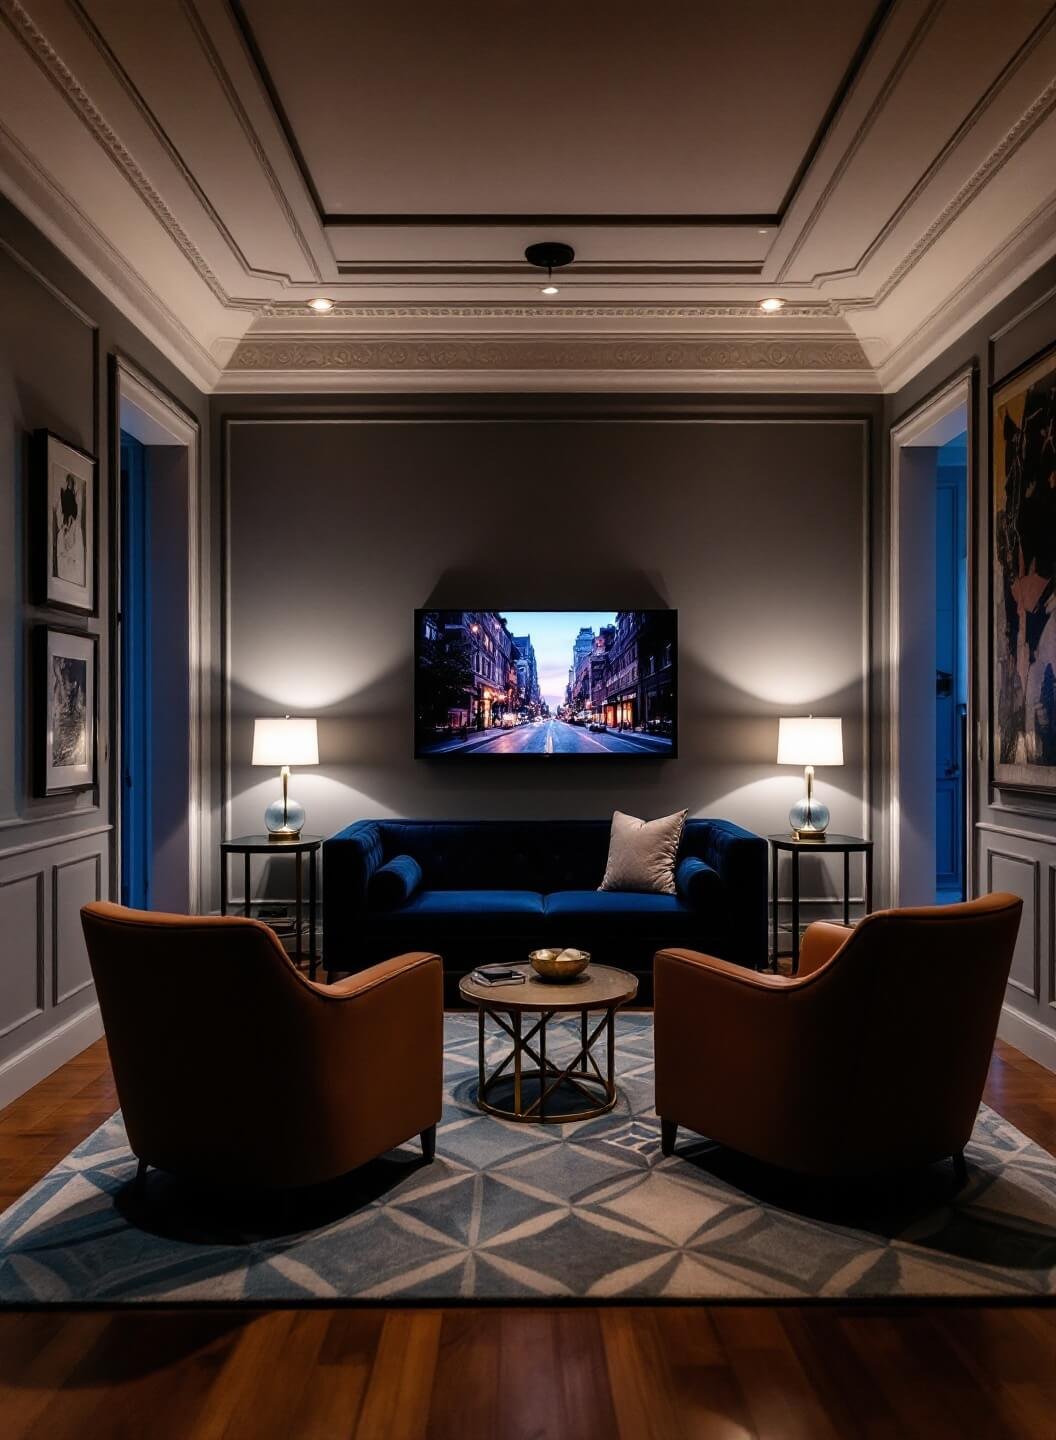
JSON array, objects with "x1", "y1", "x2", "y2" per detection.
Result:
[{"x1": 323, "y1": 819, "x2": 767, "y2": 1003}]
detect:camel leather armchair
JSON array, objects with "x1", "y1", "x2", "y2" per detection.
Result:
[
  {"x1": 81, "y1": 901, "x2": 443, "y2": 1188},
  {"x1": 654, "y1": 893, "x2": 1022, "y2": 1179}
]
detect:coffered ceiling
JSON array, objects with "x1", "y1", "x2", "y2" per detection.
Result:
[{"x1": 1, "y1": 0, "x2": 1054, "y2": 394}]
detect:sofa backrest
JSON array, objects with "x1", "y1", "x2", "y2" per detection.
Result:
[{"x1": 373, "y1": 819, "x2": 710, "y2": 893}]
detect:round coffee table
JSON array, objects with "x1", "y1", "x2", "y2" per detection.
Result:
[{"x1": 458, "y1": 964, "x2": 638, "y2": 1123}]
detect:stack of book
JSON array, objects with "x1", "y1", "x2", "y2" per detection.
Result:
[
  {"x1": 255, "y1": 905, "x2": 299, "y2": 946},
  {"x1": 470, "y1": 963, "x2": 526, "y2": 986}
]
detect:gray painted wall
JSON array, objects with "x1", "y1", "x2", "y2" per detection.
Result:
[
  {"x1": 219, "y1": 405, "x2": 877, "y2": 918},
  {"x1": 0, "y1": 195, "x2": 208, "y2": 1103},
  {"x1": 886, "y1": 256, "x2": 1056, "y2": 1072}
]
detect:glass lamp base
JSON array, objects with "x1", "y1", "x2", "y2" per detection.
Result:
[
  {"x1": 265, "y1": 795, "x2": 305, "y2": 840},
  {"x1": 789, "y1": 795, "x2": 829, "y2": 840}
]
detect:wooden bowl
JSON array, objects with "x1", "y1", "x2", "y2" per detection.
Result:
[{"x1": 529, "y1": 947, "x2": 590, "y2": 982}]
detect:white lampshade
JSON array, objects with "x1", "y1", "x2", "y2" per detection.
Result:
[
  {"x1": 777, "y1": 716, "x2": 843, "y2": 767},
  {"x1": 252, "y1": 717, "x2": 319, "y2": 767}
]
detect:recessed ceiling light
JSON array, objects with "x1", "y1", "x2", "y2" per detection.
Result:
[
  {"x1": 542, "y1": 284, "x2": 559, "y2": 296},
  {"x1": 759, "y1": 297, "x2": 785, "y2": 313},
  {"x1": 307, "y1": 297, "x2": 334, "y2": 313},
  {"x1": 757, "y1": 228, "x2": 769, "y2": 235}
]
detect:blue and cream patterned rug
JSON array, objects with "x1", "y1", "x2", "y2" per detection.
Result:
[{"x1": 1, "y1": 1014, "x2": 1055, "y2": 1304}]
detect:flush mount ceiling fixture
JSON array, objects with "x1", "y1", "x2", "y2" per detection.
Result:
[{"x1": 525, "y1": 242, "x2": 575, "y2": 295}]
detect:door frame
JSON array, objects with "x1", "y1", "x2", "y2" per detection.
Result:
[
  {"x1": 109, "y1": 354, "x2": 206, "y2": 912},
  {"x1": 887, "y1": 366, "x2": 976, "y2": 906}
]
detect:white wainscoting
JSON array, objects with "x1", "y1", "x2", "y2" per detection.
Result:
[
  {"x1": 979, "y1": 822, "x2": 1056, "y2": 1074},
  {"x1": 0, "y1": 827, "x2": 109, "y2": 1106}
]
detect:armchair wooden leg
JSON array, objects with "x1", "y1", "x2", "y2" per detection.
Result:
[
  {"x1": 132, "y1": 1158, "x2": 148, "y2": 1195},
  {"x1": 952, "y1": 1150, "x2": 968, "y2": 1188},
  {"x1": 660, "y1": 1118, "x2": 677, "y2": 1157},
  {"x1": 421, "y1": 1125, "x2": 437, "y2": 1163}
]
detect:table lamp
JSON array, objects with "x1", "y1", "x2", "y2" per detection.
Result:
[
  {"x1": 252, "y1": 716, "x2": 319, "y2": 840},
  {"x1": 777, "y1": 716, "x2": 843, "y2": 840}
]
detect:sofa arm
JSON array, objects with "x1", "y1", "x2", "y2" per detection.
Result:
[
  {"x1": 684, "y1": 820, "x2": 769, "y2": 969},
  {"x1": 323, "y1": 822, "x2": 385, "y2": 973}
]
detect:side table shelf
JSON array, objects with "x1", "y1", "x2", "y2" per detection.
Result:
[
  {"x1": 768, "y1": 833, "x2": 873, "y2": 974},
  {"x1": 220, "y1": 834, "x2": 321, "y2": 981}
]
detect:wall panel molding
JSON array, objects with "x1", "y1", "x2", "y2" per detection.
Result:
[
  {"x1": 51, "y1": 851, "x2": 101, "y2": 1006},
  {"x1": 986, "y1": 846, "x2": 1040, "y2": 1000},
  {"x1": 0, "y1": 869, "x2": 45, "y2": 1040}
]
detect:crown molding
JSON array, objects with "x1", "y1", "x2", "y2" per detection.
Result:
[
  {"x1": 255, "y1": 301, "x2": 842, "y2": 320},
  {"x1": 870, "y1": 72, "x2": 1056, "y2": 308},
  {"x1": 0, "y1": 0, "x2": 231, "y2": 303},
  {"x1": 876, "y1": 192, "x2": 1056, "y2": 393},
  {"x1": 0, "y1": 120, "x2": 222, "y2": 392}
]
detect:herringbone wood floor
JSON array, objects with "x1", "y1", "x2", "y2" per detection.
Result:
[{"x1": 0, "y1": 1036, "x2": 1053, "y2": 1439}]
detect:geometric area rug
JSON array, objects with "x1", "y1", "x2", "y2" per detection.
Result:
[{"x1": 0, "y1": 1014, "x2": 1054, "y2": 1305}]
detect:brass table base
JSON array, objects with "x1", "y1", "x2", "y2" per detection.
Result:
[{"x1": 475, "y1": 1005, "x2": 619, "y2": 1124}]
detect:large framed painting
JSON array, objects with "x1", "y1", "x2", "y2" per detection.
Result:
[
  {"x1": 32, "y1": 429, "x2": 96, "y2": 615},
  {"x1": 35, "y1": 626, "x2": 97, "y2": 797},
  {"x1": 992, "y1": 341, "x2": 1056, "y2": 791}
]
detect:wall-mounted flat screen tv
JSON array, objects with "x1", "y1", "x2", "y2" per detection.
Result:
[{"x1": 415, "y1": 610, "x2": 677, "y2": 757}]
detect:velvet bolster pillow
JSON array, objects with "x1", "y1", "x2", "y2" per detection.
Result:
[
  {"x1": 676, "y1": 855, "x2": 721, "y2": 908},
  {"x1": 369, "y1": 854, "x2": 423, "y2": 909}
]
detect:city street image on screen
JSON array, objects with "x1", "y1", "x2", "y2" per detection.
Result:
[{"x1": 414, "y1": 610, "x2": 677, "y2": 756}]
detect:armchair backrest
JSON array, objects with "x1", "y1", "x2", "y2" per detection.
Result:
[
  {"x1": 803, "y1": 892, "x2": 1022, "y2": 1167},
  {"x1": 80, "y1": 901, "x2": 324, "y2": 1179}
]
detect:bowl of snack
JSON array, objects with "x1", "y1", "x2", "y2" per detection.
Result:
[{"x1": 529, "y1": 947, "x2": 590, "y2": 982}]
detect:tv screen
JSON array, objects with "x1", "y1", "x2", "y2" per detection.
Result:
[{"x1": 415, "y1": 610, "x2": 677, "y2": 757}]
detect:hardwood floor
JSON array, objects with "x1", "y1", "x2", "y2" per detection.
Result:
[{"x1": 0, "y1": 1038, "x2": 1054, "y2": 1439}]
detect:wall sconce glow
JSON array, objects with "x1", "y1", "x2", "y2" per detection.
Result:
[
  {"x1": 759, "y1": 297, "x2": 785, "y2": 313},
  {"x1": 307, "y1": 297, "x2": 335, "y2": 313}
]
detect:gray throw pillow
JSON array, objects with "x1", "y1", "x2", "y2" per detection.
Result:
[{"x1": 598, "y1": 809, "x2": 688, "y2": 895}]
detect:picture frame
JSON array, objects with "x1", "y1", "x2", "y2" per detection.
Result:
[
  {"x1": 990, "y1": 339, "x2": 1056, "y2": 793},
  {"x1": 35, "y1": 625, "x2": 97, "y2": 797},
  {"x1": 32, "y1": 429, "x2": 97, "y2": 615}
]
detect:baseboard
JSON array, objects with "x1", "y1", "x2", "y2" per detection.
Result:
[
  {"x1": 0, "y1": 1004, "x2": 104, "y2": 1111},
  {"x1": 998, "y1": 1002, "x2": 1056, "y2": 1076}
]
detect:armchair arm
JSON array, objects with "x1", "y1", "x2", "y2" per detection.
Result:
[
  {"x1": 306, "y1": 948, "x2": 444, "y2": 1164},
  {"x1": 797, "y1": 921, "x2": 853, "y2": 977},
  {"x1": 653, "y1": 945, "x2": 810, "y2": 1158},
  {"x1": 310, "y1": 950, "x2": 440, "y2": 999}
]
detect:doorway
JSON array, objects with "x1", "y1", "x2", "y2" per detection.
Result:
[
  {"x1": 935, "y1": 432, "x2": 968, "y2": 902},
  {"x1": 113, "y1": 360, "x2": 202, "y2": 914},
  {"x1": 888, "y1": 370, "x2": 973, "y2": 908}
]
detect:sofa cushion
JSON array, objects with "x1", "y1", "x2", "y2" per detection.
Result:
[
  {"x1": 545, "y1": 890, "x2": 704, "y2": 941},
  {"x1": 598, "y1": 810, "x2": 688, "y2": 895},
  {"x1": 368, "y1": 854, "x2": 423, "y2": 909},
  {"x1": 369, "y1": 889, "x2": 546, "y2": 940},
  {"x1": 676, "y1": 856, "x2": 721, "y2": 909}
]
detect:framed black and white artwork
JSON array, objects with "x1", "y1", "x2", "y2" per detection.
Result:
[
  {"x1": 35, "y1": 626, "x2": 97, "y2": 796},
  {"x1": 33, "y1": 430, "x2": 96, "y2": 615}
]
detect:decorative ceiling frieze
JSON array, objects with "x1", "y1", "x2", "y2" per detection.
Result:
[{"x1": 227, "y1": 335, "x2": 873, "y2": 373}]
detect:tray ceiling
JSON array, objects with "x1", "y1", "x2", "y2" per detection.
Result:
[
  {"x1": 232, "y1": 0, "x2": 879, "y2": 223},
  {"x1": 0, "y1": 0, "x2": 1054, "y2": 394}
]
